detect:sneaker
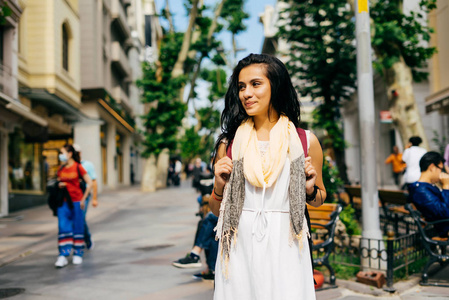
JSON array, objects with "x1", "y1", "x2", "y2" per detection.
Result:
[
  {"x1": 172, "y1": 253, "x2": 202, "y2": 268},
  {"x1": 72, "y1": 255, "x2": 83, "y2": 265},
  {"x1": 55, "y1": 256, "x2": 68, "y2": 268},
  {"x1": 86, "y1": 240, "x2": 95, "y2": 250},
  {"x1": 193, "y1": 270, "x2": 215, "y2": 280}
]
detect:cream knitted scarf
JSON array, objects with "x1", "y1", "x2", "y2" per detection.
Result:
[{"x1": 215, "y1": 115, "x2": 307, "y2": 277}]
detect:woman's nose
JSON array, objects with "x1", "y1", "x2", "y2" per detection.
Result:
[{"x1": 242, "y1": 86, "x2": 253, "y2": 98}]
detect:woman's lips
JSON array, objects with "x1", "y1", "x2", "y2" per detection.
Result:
[{"x1": 245, "y1": 101, "x2": 255, "y2": 108}]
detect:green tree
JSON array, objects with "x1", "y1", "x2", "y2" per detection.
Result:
[
  {"x1": 138, "y1": 0, "x2": 248, "y2": 190},
  {"x1": 0, "y1": 4, "x2": 11, "y2": 25},
  {"x1": 278, "y1": 0, "x2": 438, "y2": 183},
  {"x1": 370, "y1": 0, "x2": 437, "y2": 149},
  {"x1": 278, "y1": 0, "x2": 356, "y2": 183},
  {"x1": 181, "y1": 0, "x2": 249, "y2": 161}
]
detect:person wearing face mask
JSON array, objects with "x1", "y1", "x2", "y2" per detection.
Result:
[
  {"x1": 73, "y1": 144, "x2": 98, "y2": 250},
  {"x1": 55, "y1": 144, "x2": 92, "y2": 268}
]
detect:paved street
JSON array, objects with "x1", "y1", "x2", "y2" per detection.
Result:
[{"x1": 1, "y1": 180, "x2": 449, "y2": 299}]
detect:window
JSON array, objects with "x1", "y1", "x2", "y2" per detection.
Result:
[
  {"x1": 62, "y1": 24, "x2": 69, "y2": 71},
  {"x1": 8, "y1": 128, "x2": 43, "y2": 193}
]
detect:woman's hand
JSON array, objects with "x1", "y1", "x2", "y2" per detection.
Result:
[
  {"x1": 214, "y1": 156, "x2": 233, "y2": 192},
  {"x1": 80, "y1": 199, "x2": 85, "y2": 210},
  {"x1": 305, "y1": 156, "x2": 317, "y2": 195}
]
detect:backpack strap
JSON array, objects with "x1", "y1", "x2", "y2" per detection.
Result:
[
  {"x1": 296, "y1": 128, "x2": 308, "y2": 157},
  {"x1": 225, "y1": 128, "x2": 308, "y2": 160},
  {"x1": 226, "y1": 140, "x2": 233, "y2": 159}
]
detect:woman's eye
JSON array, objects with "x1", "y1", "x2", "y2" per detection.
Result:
[
  {"x1": 253, "y1": 82, "x2": 260, "y2": 87},
  {"x1": 239, "y1": 86, "x2": 245, "y2": 91}
]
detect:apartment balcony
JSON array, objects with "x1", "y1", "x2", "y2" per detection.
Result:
[
  {"x1": 0, "y1": 64, "x2": 15, "y2": 100},
  {"x1": 111, "y1": 41, "x2": 132, "y2": 77},
  {"x1": 113, "y1": 85, "x2": 132, "y2": 113},
  {"x1": 111, "y1": 0, "x2": 131, "y2": 39}
]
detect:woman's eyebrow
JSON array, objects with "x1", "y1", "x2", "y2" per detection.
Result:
[{"x1": 239, "y1": 77, "x2": 265, "y2": 84}]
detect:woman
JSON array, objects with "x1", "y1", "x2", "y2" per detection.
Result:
[
  {"x1": 210, "y1": 54, "x2": 326, "y2": 299},
  {"x1": 55, "y1": 144, "x2": 92, "y2": 268}
]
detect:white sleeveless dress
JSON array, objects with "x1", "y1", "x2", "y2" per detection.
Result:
[{"x1": 214, "y1": 140, "x2": 316, "y2": 300}]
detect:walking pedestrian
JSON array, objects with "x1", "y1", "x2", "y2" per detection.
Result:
[
  {"x1": 210, "y1": 54, "x2": 326, "y2": 299},
  {"x1": 384, "y1": 145, "x2": 406, "y2": 187},
  {"x1": 192, "y1": 158, "x2": 203, "y2": 191},
  {"x1": 402, "y1": 136, "x2": 427, "y2": 190},
  {"x1": 55, "y1": 144, "x2": 92, "y2": 268},
  {"x1": 73, "y1": 144, "x2": 98, "y2": 250},
  {"x1": 173, "y1": 157, "x2": 182, "y2": 186}
]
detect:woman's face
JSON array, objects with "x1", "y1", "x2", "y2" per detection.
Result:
[
  {"x1": 59, "y1": 147, "x2": 72, "y2": 162},
  {"x1": 238, "y1": 64, "x2": 272, "y2": 118}
]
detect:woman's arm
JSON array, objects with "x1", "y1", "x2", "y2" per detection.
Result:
[
  {"x1": 210, "y1": 142, "x2": 233, "y2": 216},
  {"x1": 80, "y1": 173, "x2": 93, "y2": 210},
  {"x1": 306, "y1": 133, "x2": 327, "y2": 207}
]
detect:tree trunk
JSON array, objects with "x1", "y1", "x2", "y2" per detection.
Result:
[
  {"x1": 171, "y1": 0, "x2": 200, "y2": 79},
  {"x1": 164, "y1": 0, "x2": 175, "y2": 34},
  {"x1": 187, "y1": 55, "x2": 205, "y2": 105},
  {"x1": 385, "y1": 58, "x2": 430, "y2": 150},
  {"x1": 156, "y1": 148, "x2": 170, "y2": 189},
  {"x1": 141, "y1": 155, "x2": 158, "y2": 192},
  {"x1": 187, "y1": 0, "x2": 225, "y2": 105},
  {"x1": 334, "y1": 147, "x2": 350, "y2": 184}
]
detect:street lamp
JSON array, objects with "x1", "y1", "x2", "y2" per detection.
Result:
[{"x1": 355, "y1": 0, "x2": 384, "y2": 264}]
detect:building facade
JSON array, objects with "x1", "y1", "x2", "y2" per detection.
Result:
[
  {"x1": 1, "y1": 0, "x2": 84, "y2": 214},
  {"x1": 426, "y1": 0, "x2": 449, "y2": 121},
  {"x1": 75, "y1": 0, "x2": 162, "y2": 192},
  {"x1": 1, "y1": 0, "x2": 162, "y2": 216}
]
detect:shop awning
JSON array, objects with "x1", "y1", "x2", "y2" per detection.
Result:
[
  {"x1": 0, "y1": 91, "x2": 48, "y2": 127},
  {"x1": 425, "y1": 86, "x2": 449, "y2": 113},
  {"x1": 18, "y1": 88, "x2": 93, "y2": 123}
]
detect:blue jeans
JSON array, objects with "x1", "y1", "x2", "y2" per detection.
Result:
[
  {"x1": 57, "y1": 201, "x2": 85, "y2": 257},
  {"x1": 83, "y1": 195, "x2": 92, "y2": 248},
  {"x1": 195, "y1": 212, "x2": 218, "y2": 271}
]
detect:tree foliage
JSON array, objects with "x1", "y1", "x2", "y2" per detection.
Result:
[
  {"x1": 0, "y1": 4, "x2": 11, "y2": 25},
  {"x1": 137, "y1": 33, "x2": 188, "y2": 157},
  {"x1": 370, "y1": 0, "x2": 437, "y2": 82},
  {"x1": 138, "y1": 0, "x2": 249, "y2": 161},
  {"x1": 278, "y1": 0, "x2": 438, "y2": 182},
  {"x1": 278, "y1": 0, "x2": 356, "y2": 183}
]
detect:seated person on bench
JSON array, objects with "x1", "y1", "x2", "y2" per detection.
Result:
[{"x1": 409, "y1": 151, "x2": 449, "y2": 237}]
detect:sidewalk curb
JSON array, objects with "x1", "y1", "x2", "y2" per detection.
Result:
[{"x1": 337, "y1": 275, "x2": 422, "y2": 296}]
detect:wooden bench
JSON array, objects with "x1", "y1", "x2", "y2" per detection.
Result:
[
  {"x1": 405, "y1": 203, "x2": 449, "y2": 286},
  {"x1": 378, "y1": 189, "x2": 410, "y2": 235},
  {"x1": 308, "y1": 203, "x2": 343, "y2": 286}
]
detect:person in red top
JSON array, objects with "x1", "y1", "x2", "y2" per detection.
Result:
[{"x1": 54, "y1": 144, "x2": 92, "y2": 268}]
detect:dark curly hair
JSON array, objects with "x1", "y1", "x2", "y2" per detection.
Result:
[{"x1": 213, "y1": 53, "x2": 301, "y2": 160}]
